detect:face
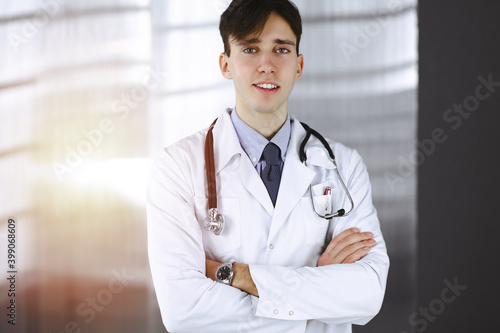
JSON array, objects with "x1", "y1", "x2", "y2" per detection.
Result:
[{"x1": 219, "y1": 12, "x2": 304, "y2": 120}]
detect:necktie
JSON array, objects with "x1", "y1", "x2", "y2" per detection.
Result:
[{"x1": 261, "y1": 143, "x2": 282, "y2": 206}]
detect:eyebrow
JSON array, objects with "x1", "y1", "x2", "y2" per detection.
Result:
[
  {"x1": 236, "y1": 38, "x2": 296, "y2": 47},
  {"x1": 275, "y1": 39, "x2": 296, "y2": 47},
  {"x1": 236, "y1": 38, "x2": 260, "y2": 46}
]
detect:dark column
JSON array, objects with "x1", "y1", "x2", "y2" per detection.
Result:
[{"x1": 418, "y1": 0, "x2": 500, "y2": 332}]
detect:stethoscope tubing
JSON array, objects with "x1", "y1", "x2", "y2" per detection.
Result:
[
  {"x1": 204, "y1": 119, "x2": 224, "y2": 235},
  {"x1": 205, "y1": 118, "x2": 218, "y2": 210}
]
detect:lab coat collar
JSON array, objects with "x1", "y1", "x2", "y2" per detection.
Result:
[
  {"x1": 212, "y1": 108, "x2": 246, "y2": 174},
  {"x1": 213, "y1": 108, "x2": 275, "y2": 215},
  {"x1": 302, "y1": 146, "x2": 338, "y2": 170}
]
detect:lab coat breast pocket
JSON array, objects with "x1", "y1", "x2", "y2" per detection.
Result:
[
  {"x1": 300, "y1": 182, "x2": 336, "y2": 249},
  {"x1": 194, "y1": 197, "x2": 241, "y2": 257}
]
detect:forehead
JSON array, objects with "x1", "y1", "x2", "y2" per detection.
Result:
[{"x1": 230, "y1": 12, "x2": 297, "y2": 45}]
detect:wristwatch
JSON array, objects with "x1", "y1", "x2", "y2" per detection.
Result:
[{"x1": 215, "y1": 261, "x2": 235, "y2": 285}]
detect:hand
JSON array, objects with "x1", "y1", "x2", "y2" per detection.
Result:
[{"x1": 317, "y1": 228, "x2": 376, "y2": 266}]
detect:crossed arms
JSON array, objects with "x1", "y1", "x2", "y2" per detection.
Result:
[{"x1": 206, "y1": 228, "x2": 377, "y2": 296}]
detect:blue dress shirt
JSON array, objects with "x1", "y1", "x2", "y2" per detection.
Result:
[{"x1": 230, "y1": 109, "x2": 291, "y2": 175}]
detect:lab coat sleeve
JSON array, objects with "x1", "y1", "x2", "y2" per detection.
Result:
[
  {"x1": 147, "y1": 149, "x2": 302, "y2": 333},
  {"x1": 249, "y1": 148, "x2": 390, "y2": 325}
]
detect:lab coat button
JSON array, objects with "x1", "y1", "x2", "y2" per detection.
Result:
[
  {"x1": 269, "y1": 244, "x2": 274, "y2": 249},
  {"x1": 289, "y1": 311, "x2": 294, "y2": 316},
  {"x1": 274, "y1": 309, "x2": 279, "y2": 314}
]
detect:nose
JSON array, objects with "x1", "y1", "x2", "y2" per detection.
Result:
[{"x1": 257, "y1": 53, "x2": 276, "y2": 73}]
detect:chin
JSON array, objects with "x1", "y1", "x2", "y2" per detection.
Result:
[{"x1": 252, "y1": 102, "x2": 287, "y2": 115}]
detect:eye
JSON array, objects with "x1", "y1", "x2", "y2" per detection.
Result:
[
  {"x1": 243, "y1": 47, "x2": 257, "y2": 54},
  {"x1": 276, "y1": 48, "x2": 290, "y2": 54}
]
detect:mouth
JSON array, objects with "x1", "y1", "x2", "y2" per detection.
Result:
[{"x1": 253, "y1": 82, "x2": 280, "y2": 93}]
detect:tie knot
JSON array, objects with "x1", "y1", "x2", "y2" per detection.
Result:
[{"x1": 262, "y1": 142, "x2": 281, "y2": 166}]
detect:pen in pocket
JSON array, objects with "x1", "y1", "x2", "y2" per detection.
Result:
[{"x1": 324, "y1": 187, "x2": 331, "y2": 212}]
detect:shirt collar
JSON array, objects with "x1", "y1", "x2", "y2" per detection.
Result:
[{"x1": 230, "y1": 108, "x2": 290, "y2": 166}]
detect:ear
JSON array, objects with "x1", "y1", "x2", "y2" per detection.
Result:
[
  {"x1": 295, "y1": 54, "x2": 304, "y2": 81},
  {"x1": 219, "y1": 53, "x2": 232, "y2": 79}
]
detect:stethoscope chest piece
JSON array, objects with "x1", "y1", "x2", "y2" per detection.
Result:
[{"x1": 204, "y1": 207, "x2": 225, "y2": 236}]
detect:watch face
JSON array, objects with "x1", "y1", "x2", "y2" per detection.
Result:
[{"x1": 217, "y1": 265, "x2": 231, "y2": 280}]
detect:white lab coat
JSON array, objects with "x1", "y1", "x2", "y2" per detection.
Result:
[{"x1": 147, "y1": 108, "x2": 389, "y2": 333}]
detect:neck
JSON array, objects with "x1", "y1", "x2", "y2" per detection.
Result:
[{"x1": 235, "y1": 104, "x2": 288, "y2": 140}]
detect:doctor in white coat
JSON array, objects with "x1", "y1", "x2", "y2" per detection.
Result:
[{"x1": 147, "y1": 1, "x2": 389, "y2": 332}]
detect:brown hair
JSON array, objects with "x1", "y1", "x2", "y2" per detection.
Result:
[{"x1": 219, "y1": 0, "x2": 302, "y2": 56}]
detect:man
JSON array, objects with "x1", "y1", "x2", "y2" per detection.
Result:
[{"x1": 147, "y1": 1, "x2": 389, "y2": 332}]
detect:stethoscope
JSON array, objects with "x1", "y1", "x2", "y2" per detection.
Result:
[{"x1": 204, "y1": 118, "x2": 355, "y2": 236}]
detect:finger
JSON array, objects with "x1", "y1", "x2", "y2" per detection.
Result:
[
  {"x1": 342, "y1": 246, "x2": 372, "y2": 264},
  {"x1": 318, "y1": 229, "x2": 375, "y2": 266},
  {"x1": 336, "y1": 238, "x2": 376, "y2": 263},
  {"x1": 338, "y1": 238, "x2": 376, "y2": 264},
  {"x1": 323, "y1": 228, "x2": 361, "y2": 256},
  {"x1": 336, "y1": 239, "x2": 377, "y2": 264},
  {"x1": 329, "y1": 231, "x2": 374, "y2": 259},
  {"x1": 317, "y1": 237, "x2": 372, "y2": 266}
]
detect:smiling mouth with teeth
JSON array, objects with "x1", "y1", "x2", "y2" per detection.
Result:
[{"x1": 255, "y1": 83, "x2": 279, "y2": 90}]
